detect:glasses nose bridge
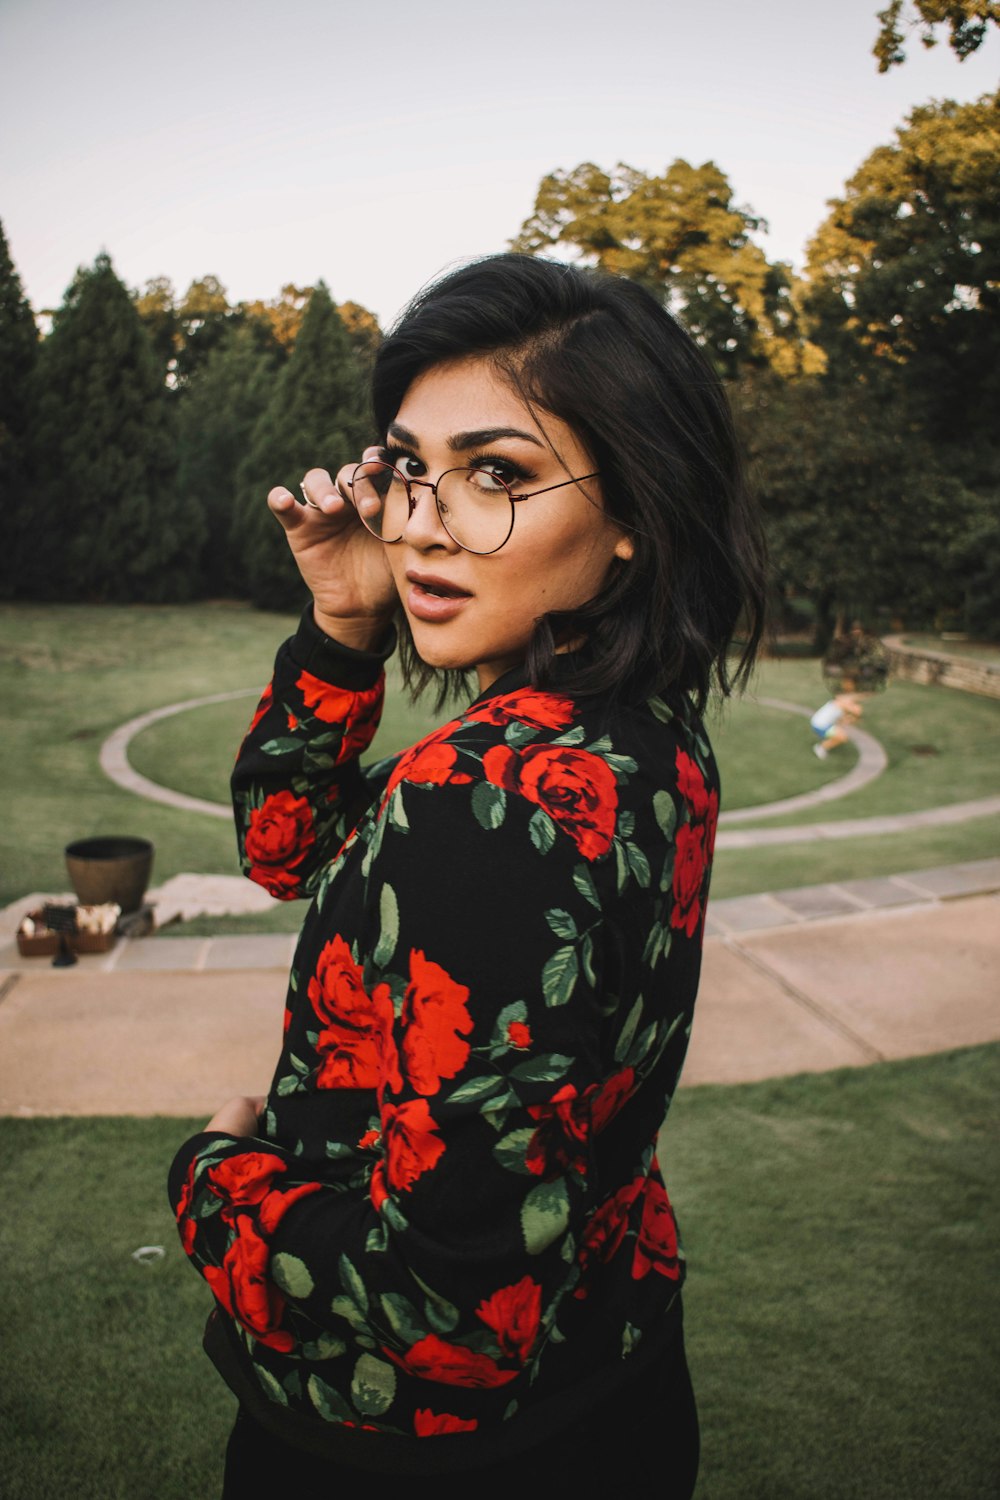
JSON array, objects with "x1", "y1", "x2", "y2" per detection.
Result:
[{"x1": 403, "y1": 473, "x2": 438, "y2": 518}]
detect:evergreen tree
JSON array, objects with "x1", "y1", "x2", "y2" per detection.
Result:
[
  {"x1": 29, "y1": 252, "x2": 205, "y2": 601},
  {"x1": 0, "y1": 220, "x2": 39, "y2": 596},
  {"x1": 175, "y1": 322, "x2": 283, "y2": 595},
  {"x1": 232, "y1": 285, "x2": 371, "y2": 609}
]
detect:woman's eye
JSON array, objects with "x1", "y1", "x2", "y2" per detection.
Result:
[
  {"x1": 470, "y1": 465, "x2": 513, "y2": 492},
  {"x1": 396, "y1": 454, "x2": 424, "y2": 478}
]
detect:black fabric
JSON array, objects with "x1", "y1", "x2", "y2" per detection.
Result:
[{"x1": 221, "y1": 1319, "x2": 699, "y2": 1499}]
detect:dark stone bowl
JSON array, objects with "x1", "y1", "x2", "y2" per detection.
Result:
[{"x1": 64, "y1": 836, "x2": 155, "y2": 914}]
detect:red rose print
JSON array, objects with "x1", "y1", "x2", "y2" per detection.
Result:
[
  {"x1": 384, "y1": 725, "x2": 473, "y2": 802},
  {"x1": 203, "y1": 1216, "x2": 294, "y2": 1352},
  {"x1": 382, "y1": 1098, "x2": 445, "y2": 1192},
  {"x1": 506, "y1": 1021, "x2": 532, "y2": 1049},
  {"x1": 174, "y1": 1158, "x2": 199, "y2": 1255},
  {"x1": 287, "y1": 713, "x2": 299, "y2": 731},
  {"x1": 414, "y1": 1409, "x2": 479, "y2": 1436},
  {"x1": 402, "y1": 950, "x2": 473, "y2": 1095},
  {"x1": 244, "y1": 791, "x2": 315, "y2": 898},
  {"x1": 255, "y1": 1179, "x2": 323, "y2": 1238},
  {"x1": 467, "y1": 689, "x2": 576, "y2": 731},
  {"x1": 675, "y1": 750, "x2": 711, "y2": 820},
  {"x1": 670, "y1": 822, "x2": 708, "y2": 939},
  {"x1": 483, "y1": 744, "x2": 617, "y2": 860},
  {"x1": 632, "y1": 1176, "x2": 681, "y2": 1281},
  {"x1": 308, "y1": 939, "x2": 399, "y2": 1092},
  {"x1": 476, "y1": 1276, "x2": 542, "y2": 1363},
  {"x1": 525, "y1": 1085, "x2": 591, "y2": 1180},
  {"x1": 384, "y1": 1334, "x2": 518, "y2": 1388},
  {"x1": 574, "y1": 1178, "x2": 643, "y2": 1296},
  {"x1": 295, "y1": 671, "x2": 384, "y2": 764},
  {"x1": 240, "y1": 681, "x2": 273, "y2": 750},
  {"x1": 207, "y1": 1152, "x2": 288, "y2": 1208},
  {"x1": 590, "y1": 1067, "x2": 636, "y2": 1134}
]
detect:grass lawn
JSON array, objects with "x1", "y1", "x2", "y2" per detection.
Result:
[
  {"x1": 2, "y1": 604, "x2": 997, "y2": 912},
  {"x1": 1, "y1": 1045, "x2": 996, "y2": 1498}
]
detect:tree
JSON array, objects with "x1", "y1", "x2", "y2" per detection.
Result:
[
  {"x1": 232, "y1": 285, "x2": 371, "y2": 608},
  {"x1": 175, "y1": 322, "x2": 282, "y2": 595},
  {"x1": 874, "y1": 2, "x2": 1000, "y2": 71},
  {"x1": 0, "y1": 220, "x2": 39, "y2": 596},
  {"x1": 512, "y1": 159, "x2": 825, "y2": 378},
  {"x1": 742, "y1": 373, "x2": 987, "y2": 643},
  {"x1": 29, "y1": 253, "x2": 205, "y2": 601},
  {"x1": 804, "y1": 91, "x2": 1000, "y2": 440}
]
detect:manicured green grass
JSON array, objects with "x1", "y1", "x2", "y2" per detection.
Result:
[
  {"x1": 1, "y1": 1046, "x2": 996, "y2": 1498},
  {"x1": 903, "y1": 633, "x2": 1000, "y2": 667},
  {"x1": 2, "y1": 605, "x2": 997, "y2": 913}
]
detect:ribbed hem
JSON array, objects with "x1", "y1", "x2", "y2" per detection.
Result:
[
  {"x1": 203, "y1": 1298, "x2": 683, "y2": 1476},
  {"x1": 288, "y1": 607, "x2": 397, "y2": 689}
]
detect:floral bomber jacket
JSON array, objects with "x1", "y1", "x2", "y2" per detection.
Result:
[{"x1": 168, "y1": 611, "x2": 720, "y2": 1464}]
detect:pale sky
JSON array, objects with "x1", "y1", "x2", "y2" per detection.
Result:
[{"x1": 2, "y1": 0, "x2": 998, "y2": 329}]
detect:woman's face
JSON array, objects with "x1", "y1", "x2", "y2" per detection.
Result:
[{"x1": 382, "y1": 357, "x2": 633, "y2": 692}]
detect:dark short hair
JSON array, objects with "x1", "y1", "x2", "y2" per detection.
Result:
[{"x1": 372, "y1": 252, "x2": 766, "y2": 710}]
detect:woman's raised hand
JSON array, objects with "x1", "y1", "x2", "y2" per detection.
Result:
[{"x1": 267, "y1": 447, "x2": 398, "y2": 651}]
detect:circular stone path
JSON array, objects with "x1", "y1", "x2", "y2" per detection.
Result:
[{"x1": 99, "y1": 691, "x2": 1000, "y2": 848}]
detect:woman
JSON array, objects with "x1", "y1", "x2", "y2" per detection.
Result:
[{"x1": 169, "y1": 253, "x2": 766, "y2": 1498}]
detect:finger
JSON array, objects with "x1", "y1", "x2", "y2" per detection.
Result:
[
  {"x1": 267, "y1": 485, "x2": 310, "y2": 532},
  {"x1": 301, "y1": 466, "x2": 348, "y2": 514}
]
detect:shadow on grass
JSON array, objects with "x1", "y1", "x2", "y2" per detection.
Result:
[{"x1": 2, "y1": 1047, "x2": 997, "y2": 1498}]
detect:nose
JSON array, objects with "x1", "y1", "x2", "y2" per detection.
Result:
[{"x1": 402, "y1": 477, "x2": 457, "y2": 551}]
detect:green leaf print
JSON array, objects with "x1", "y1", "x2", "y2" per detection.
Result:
[
  {"x1": 300, "y1": 1333, "x2": 348, "y2": 1361},
  {"x1": 653, "y1": 790, "x2": 677, "y2": 839},
  {"x1": 572, "y1": 864, "x2": 601, "y2": 910},
  {"x1": 351, "y1": 1354, "x2": 396, "y2": 1416},
  {"x1": 257, "y1": 1366, "x2": 289, "y2": 1406},
  {"x1": 271, "y1": 1252, "x2": 315, "y2": 1300},
  {"x1": 378, "y1": 1292, "x2": 427, "y2": 1345},
  {"x1": 373, "y1": 883, "x2": 399, "y2": 968},
  {"x1": 338, "y1": 1254, "x2": 369, "y2": 1311},
  {"x1": 260, "y1": 736, "x2": 302, "y2": 755},
  {"x1": 545, "y1": 908, "x2": 578, "y2": 940},
  {"x1": 615, "y1": 997, "x2": 643, "y2": 1063},
  {"x1": 542, "y1": 944, "x2": 578, "y2": 1006},
  {"x1": 505, "y1": 720, "x2": 540, "y2": 748},
  {"x1": 411, "y1": 1272, "x2": 460, "y2": 1335},
  {"x1": 493, "y1": 1126, "x2": 536, "y2": 1174},
  {"x1": 471, "y1": 780, "x2": 508, "y2": 831},
  {"x1": 521, "y1": 1178, "x2": 570, "y2": 1254},
  {"x1": 626, "y1": 843, "x2": 651, "y2": 888},
  {"x1": 510, "y1": 1053, "x2": 575, "y2": 1083},
  {"x1": 647, "y1": 695, "x2": 675, "y2": 724},
  {"x1": 528, "y1": 807, "x2": 557, "y2": 854},
  {"x1": 447, "y1": 1074, "x2": 506, "y2": 1105},
  {"x1": 308, "y1": 1374, "x2": 355, "y2": 1423}
]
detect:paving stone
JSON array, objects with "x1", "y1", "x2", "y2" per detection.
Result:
[
  {"x1": 0, "y1": 969, "x2": 285, "y2": 1115},
  {"x1": 737, "y1": 894, "x2": 1000, "y2": 1061},
  {"x1": 112, "y1": 937, "x2": 209, "y2": 971},
  {"x1": 707, "y1": 894, "x2": 800, "y2": 933},
  {"x1": 894, "y1": 858, "x2": 1000, "y2": 899},
  {"x1": 835, "y1": 877, "x2": 931, "y2": 909},
  {"x1": 682, "y1": 940, "x2": 873, "y2": 1084},
  {"x1": 771, "y1": 884, "x2": 864, "y2": 919},
  {"x1": 203, "y1": 936, "x2": 296, "y2": 970}
]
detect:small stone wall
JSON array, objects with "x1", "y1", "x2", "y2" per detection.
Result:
[{"x1": 882, "y1": 635, "x2": 1000, "y2": 700}]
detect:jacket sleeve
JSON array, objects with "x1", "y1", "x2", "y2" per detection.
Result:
[
  {"x1": 168, "y1": 767, "x2": 655, "y2": 1396},
  {"x1": 230, "y1": 609, "x2": 397, "y2": 901}
]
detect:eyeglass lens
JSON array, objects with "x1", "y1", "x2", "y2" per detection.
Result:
[{"x1": 351, "y1": 460, "x2": 514, "y2": 554}]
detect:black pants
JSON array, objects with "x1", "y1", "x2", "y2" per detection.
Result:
[{"x1": 222, "y1": 1335, "x2": 699, "y2": 1500}]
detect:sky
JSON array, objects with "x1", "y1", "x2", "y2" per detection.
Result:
[{"x1": 1, "y1": 0, "x2": 998, "y2": 330}]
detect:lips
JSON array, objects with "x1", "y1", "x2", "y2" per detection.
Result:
[{"x1": 405, "y1": 571, "x2": 472, "y2": 624}]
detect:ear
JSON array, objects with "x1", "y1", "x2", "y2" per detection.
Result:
[{"x1": 613, "y1": 532, "x2": 635, "y2": 562}]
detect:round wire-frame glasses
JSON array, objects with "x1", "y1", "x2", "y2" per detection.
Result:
[{"x1": 344, "y1": 459, "x2": 602, "y2": 556}]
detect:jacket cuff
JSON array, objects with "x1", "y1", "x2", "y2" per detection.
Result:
[{"x1": 288, "y1": 606, "x2": 397, "y2": 690}]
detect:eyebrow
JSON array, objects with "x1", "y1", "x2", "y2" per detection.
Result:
[{"x1": 387, "y1": 422, "x2": 545, "y2": 452}]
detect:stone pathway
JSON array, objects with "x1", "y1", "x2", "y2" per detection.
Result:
[{"x1": 97, "y1": 689, "x2": 1000, "y2": 849}]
